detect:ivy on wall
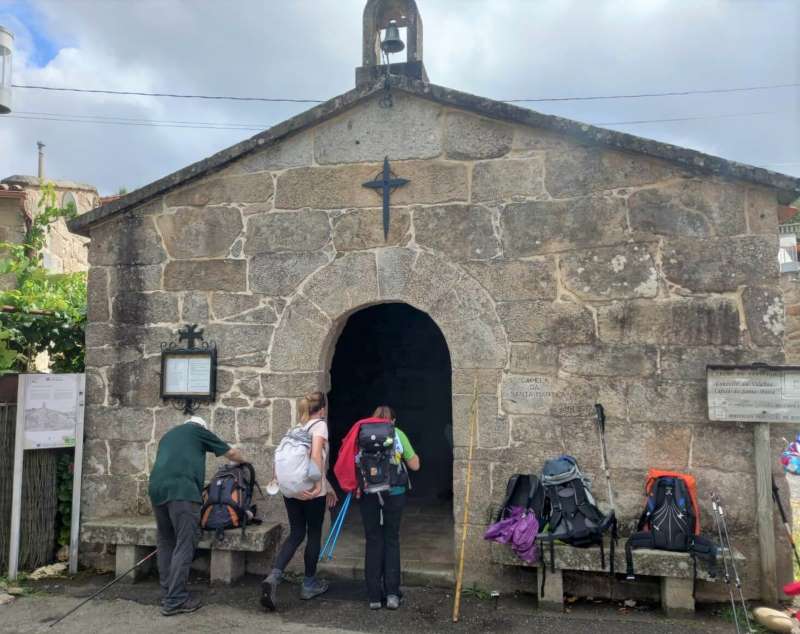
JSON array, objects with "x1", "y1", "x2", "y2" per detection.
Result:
[{"x1": 0, "y1": 183, "x2": 87, "y2": 374}]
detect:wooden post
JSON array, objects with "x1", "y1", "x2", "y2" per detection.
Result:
[{"x1": 754, "y1": 422, "x2": 778, "y2": 603}]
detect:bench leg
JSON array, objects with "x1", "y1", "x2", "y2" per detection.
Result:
[
  {"x1": 538, "y1": 568, "x2": 564, "y2": 611},
  {"x1": 660, "y1": 577, "x2": 694, "y2": 615},
  {"x1": 115, "y1": 545, "x2": 153, "y2": 584},
  {"x1": 210, "y1": 550, "x2": 245, "y2": 585}
]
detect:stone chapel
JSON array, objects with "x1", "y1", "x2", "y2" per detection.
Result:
[{"x1": 70, "y1": 0, "x2": 800, "y2": 608}]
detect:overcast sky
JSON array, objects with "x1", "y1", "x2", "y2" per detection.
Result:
[{"x1": 0, "y1": 0, "x2": 798, "y2": 195}]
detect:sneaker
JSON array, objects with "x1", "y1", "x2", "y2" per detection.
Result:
[
  {"x1": 300, "y1": 578, "x2": 329, "y2": 600},
  {"x1": 161, "y1": 596, "x2": 202, "y2": 616},
  {"x1": 369, "y1": 601, "x2": 382, "y2": 610},
  {"x1": 260, "y1": 575, "x2": 279, "y2": 612},
  {"x1": 386, "y1": 594, "x2": 400, "y2": 610}
]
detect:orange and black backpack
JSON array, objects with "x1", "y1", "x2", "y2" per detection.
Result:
[
  {"x1": 201, "y1": 462, "x2": 261, "y2": 542},
  {"x1": 625, "y1": 469, "x2": 716, "y2": 581}
]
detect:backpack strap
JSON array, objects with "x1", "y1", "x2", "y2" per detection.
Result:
[
  {"x1": 526, "y1": 474, "x2": 540, "y2": 512},
  {"x1": 497, "y1": 474, "x2": 521, "y2": 522},
  {"x1": 625, "y1": 531, "x2": 655, "y2": 579}
]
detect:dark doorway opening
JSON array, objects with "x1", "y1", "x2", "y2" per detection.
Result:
[{"x1": 328, "y1": 303, "x2": 453, "y2": 503}]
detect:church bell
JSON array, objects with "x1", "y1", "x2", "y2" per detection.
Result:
[{"x1": 380, "y1": 20, "x2": 405, "y2": 55}]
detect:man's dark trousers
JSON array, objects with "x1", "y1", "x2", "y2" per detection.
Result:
[{"x1": 153, "y1": 500, "x2": 201, "y2": 610}]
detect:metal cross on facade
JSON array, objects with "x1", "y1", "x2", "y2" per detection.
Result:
[
  {"x1": 178, "y1": 323, "x2": 204, "y2": 349},
  {"x1": 362, "y1": 156, "x2": 410, "y2": 239}
]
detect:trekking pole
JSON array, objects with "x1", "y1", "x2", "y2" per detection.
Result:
[
  {"x1": 48, "y1": 548, "x2": 158, "y2": 628},
  {"x1": 715, "y1": 493, "x2": 755, "y2": 633},
  {"x1": 325, "y1": 492, "x2": 352, "y2": 561},
  {"x1": 771, "y1": 477, "x2": 800, "y2": 570},
  {"x1": 711, "y1": 494, "x2": 741, "y2": 634},
  {"x1": 594, "y1": 404, "x2": 615, "y2": 512},
  {"x1": 452, "y1": 380, "x2": 479, "y2": 624}
]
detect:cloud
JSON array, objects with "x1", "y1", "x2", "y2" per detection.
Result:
[{"x1": 0, "y1": 0, "x2": 798, "y2": 195}]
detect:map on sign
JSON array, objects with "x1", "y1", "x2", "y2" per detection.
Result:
[
  {"x1": 22, "y1": 374, "x2": 83, "y2": 449},
  {"x1": 707, "y1": 366, "x2": 800, "y2": 424}
]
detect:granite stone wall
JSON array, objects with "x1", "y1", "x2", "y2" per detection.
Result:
[{"x1": 80, "y1": 92, "x2": 789, "y2": 596}]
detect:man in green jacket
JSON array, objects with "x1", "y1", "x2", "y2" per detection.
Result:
[{"x1": 148, "y1": 415, "x2": 245, "y2": 616}]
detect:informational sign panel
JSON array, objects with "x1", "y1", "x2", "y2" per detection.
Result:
[
  {"x1": 22, "y1": 373, "x2": 82, "y2": 449},
  {"x1": 163, "y1": 354, "x2": 213, "y2": 396},
  {"x1": 779, "y1": 234, "x2": 800, "y2": 273},
  {"x1": 707, "y1": 365, "x2": 800, "y2": 423}
]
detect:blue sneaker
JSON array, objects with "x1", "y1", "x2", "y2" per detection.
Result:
[{"x1": 300, "y1": 578, "x2": 329, "y2": 600}]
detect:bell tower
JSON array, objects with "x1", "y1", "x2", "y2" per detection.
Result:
[{"x1": 356, "y1": 0, "x2": 429, "y2": 87}]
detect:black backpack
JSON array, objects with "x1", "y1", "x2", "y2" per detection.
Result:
[
  {"x1": 356, "y1": 422, "x2": 408, "y2": 494},
  {"x1": 625, "y1": 472, "x2": 717, "y2": 581},
  {"x1": 201, "y1": 462, "x2": 262, "y2": 542},
  {"x1": 496, "y1": 474, "x2": 545, "y2": 523},
  {"x1": 540, "y1": 456, "x2": 617, "y2": 573}
]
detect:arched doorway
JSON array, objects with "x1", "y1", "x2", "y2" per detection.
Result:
[{"x1": 325, "y1": 303, "x2": 454, "y2": 579}]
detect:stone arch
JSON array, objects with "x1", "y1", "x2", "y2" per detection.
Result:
[{"x1": 269, "y1": 247, "x2": 508, "y2": 447}]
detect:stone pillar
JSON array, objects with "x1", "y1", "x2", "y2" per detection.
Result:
[
  {"x1": 660, "y1": 577, "x2": 694, "y2": 615},
  {"x1": 210, "y1": 550, "x2": 246, "y2": 584},
  {"x1": 115, "y1": 545, "x2": 154, "y2": 583},
  {"x1": 538, "y1": 567, "x2": 563, "y2": 611}
]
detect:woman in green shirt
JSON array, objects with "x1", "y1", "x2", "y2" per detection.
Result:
[{"x1": 360, "y1": 405, "x2": 420, "y2": 610}]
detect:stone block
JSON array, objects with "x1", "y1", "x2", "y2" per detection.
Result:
[
  {"x1": 211, "y1": 293, "x2": 277, "y2": 324},
  {"x1": 626, "y1": 380, "x2": 707, "y2": 423},
  {"x1": 402, "y1": 252, "x2": 463, "y2": 313},
  {"x1": 746, "y1": 186, "x2": 779, "y2": 234},
  {"x1": 85, "y1": 406, "x2": 154, "y2": 441},
  {"x1": 497, "y1": 300, "x2": 595, "y2": 344},
  {"x1": 88, "y1": 267, "x2": 110, "y2": 322},
  {"x1": 596, "y1": 298, "x2": 741, "y2": 346},
  {"x1": 270, "y1": 297, "x2": 330, "y2": 371},
  {"x1": 237, "y1": 407, "x2": 270, "y2": 442},
  {"x1": 81, "y1": 475, "x2": 139, "y2": 518},
  {"x1": 463, "y1": 258, "x2": 556, "y2": 301},
  {"x1": 539, "y1": 568, "x2": 564, "y2": 610},
  {"x1": 85, "y1": 369, "x2": 106, "y2": 405},
  {"x1": 509, "y1": 343, "x2": 558, "y2": 374},
  {"x1": 164, "y1": 260, "x2": 247, "y2": 292},
  {"x1": 691, "y1": 422, "x2": 754, "y2": 473},
  {"x1": 659, "y1": 345, "x2": 783, "y2": 380},
  {"x1": 210, "y1": 549, "x2": 246, "y2": 584},
  {"x1": 414, "y1": 204, "x2": 500, "y2": 261},
  {"x1": 111, "y1": 291, "x2": 178, "y2": 324},
  {"x1": 559, "y1": 344, "x2": 657, "y2": 377},
  {"x1": 440, "y1": 316, "x2": 508, "y2": 370},
  {"x1": 156, "y1": 206, "x2": 243, "y2": 259},
  {"x1": 500, "y1": 374, "x2": 626, "y2": 419},
  {"x1": 235, "y1": 371, "x2": 262, "y2": 398},
  {"x1": 225, "y1": 131, "x2": 312, "y2": 173},
  {"x1": 115, "y1": 545, "x2": 155, "y2": 583},
  {"x1": 271, "y1": 399, "x2": 293, "y2": 440},
  {"x1": 332, "y1": 208, "x2": 411, "y2": 251},
  {"x1": 561, "y1": 243, "x2": 659, "y2": 300},
  {"x1": 662, "y1": 235, "x2": 776, "y2": 292},
  {"x1": 244, "y1": 210, "x2": 330, "y2": 255},
  {"x1": 452, "y1": 369, "x2": 502, "y2": 395},
  {"x1": 742, "y1": 286, "x2": 784, "y2": 347},
  {"x1": 83, "y1": 439, "x2": 109, "y2": 476},
  {"x1": 509, "y1": 415, "x2": 568, "y2": 456},
  {"x1": 260, "y1": 372, "x2": 326, "y2": 397},
  {"x1": 605, "y1": 420, "x2": 691, "y2": 471},
  {"x1": 545, "y1": 147, "x2": 679, "y2": 198},
  {"x1": 107, "y1": 357, "x2": 163, "y2": 408},
  {"x1": 451, "y1": 394, "x2": 501, "y2": 449},
  {"x1": 212, "y1": 408, "x2": 236, "y2": 441},
  {"x1": 500, "y1": 197, "x2": 628, "y2": 257},
  {"x1": 165, "y1": 173, "x2": 273, "y2": 207},
  {"x1": 452, "y1": 460, "x2": 493, "y2": 524},
  {"x1": 390, "y1": 161, "x2": 469, "y2": 206},
  {"x1": 202, "y1": 323, "x2": 273, "y2": 364},
  {"x1": 89, "y1": 216, "x2": 166, "y2": 266},
  {"x1": 628, "y1": 178, "x2": 746, "y2": 238},
  {"x1": 249, "y1": 251, "x2": 329, "y2": 296},
  {"x1": 301, "y1": 252, "x2": 378, "y2": 319},
  {"x1": 444, "y1": 111, "x2": 513, "y2": 160},
  {"x1": 181, "y1": 292, "x2": 209, "y2": 322},
  {"x1": 376, "y1": 247, "x2": 416, "y2": 300},
  {"x1": 108, "y1": 441, "x2": 147, "y2": 476},
  {"x1": 471, "y1": 157, "x2": 545, "y2": 202},
  {"x1": 512, "y1": 126, "x2": 572, "y2": 152},
  {"x1": 314, "y1": 93, "x2": 443, "y2": 164},
  {"x1": 661, "y1": 576, "x2": 694, "y2": 615},
  {"x1": 108, "y1": 265, "x2": 164, "y2": 292}
]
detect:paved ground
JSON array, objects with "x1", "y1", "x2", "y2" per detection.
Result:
[{"x1": 1, "y1": 573, "x2": 737, "y2": 634}]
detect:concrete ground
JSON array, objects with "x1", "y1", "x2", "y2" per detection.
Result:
[{"x1": 2, "y1": 572, "x2": 737, "y2": 634}]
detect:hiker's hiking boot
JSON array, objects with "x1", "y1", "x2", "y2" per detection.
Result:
[
  {"x1": 300, "y1": 578, "x2": 329, "y2": 600},
  {"x1": 161, "y1": 596, "x2": 202, "y2": 617},
  {"x1": 369, "y1": 601, "x2": 382, "y2": 610},
  {"x1": 260, "y1": 572, "x2": 280, "y2": 611},
  {"x1": 386, "y1": 595, "x2": 400, "y2": 610}
]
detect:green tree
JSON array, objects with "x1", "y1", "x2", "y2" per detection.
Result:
[{"x1": 0, "y1": 183, "x2": 87, "y2": 373}]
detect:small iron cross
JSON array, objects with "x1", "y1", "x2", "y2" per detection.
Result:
[
  {"x1": 362, "y1": 156, "x2": 410, "y2": 240},
  {"x1": 178, "y1": 324, "x2": 204, "y2": 350}
]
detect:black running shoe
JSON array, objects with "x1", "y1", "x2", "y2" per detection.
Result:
[
  {"x1": 161, "y1": 596, "x2": 202, "y2": 617},
  {"x1": 261, "y1": 576, "x2": 278, "y2": 611}
]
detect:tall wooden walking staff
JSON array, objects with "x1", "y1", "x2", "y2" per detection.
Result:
[{"x1": 452, "y1": 380, "x2": 479, "y2": 623}]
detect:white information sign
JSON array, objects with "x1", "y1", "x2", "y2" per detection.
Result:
[
  {"x1": 22, "y1": 373, "x2": 82, "y2": 449},
  {"x1": 707, "y1": 366, "x2": 800, "y2": 423},
  {"x1": 163, "y1": 354, "x2": 212, "y2": 396}
]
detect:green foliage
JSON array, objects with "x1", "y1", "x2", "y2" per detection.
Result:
[
  {"x1": 461, "y1": 583, "x2": 493, "y2": 600},
  {"x1": 55, "y1": 453, "x2": 74, "y2": 547},
  {"x1": 0, "y1": 183, "x2": 86, "y2": 373}
]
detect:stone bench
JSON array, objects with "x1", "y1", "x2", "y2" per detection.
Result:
[
  {"x1": 491, "y1": 539, "x2": 745, "y2": 615},
  {"x1": 82, "y1": 516, "x2": 282, "y2": 584}
]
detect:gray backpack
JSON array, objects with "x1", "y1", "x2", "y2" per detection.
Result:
[{"x1": 274, "y1": 420, "x2": 323, "y2": 497}]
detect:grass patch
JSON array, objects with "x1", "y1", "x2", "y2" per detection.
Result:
[{"x1": 718, "y1": 605, "x2": 768, "y2": 633}]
